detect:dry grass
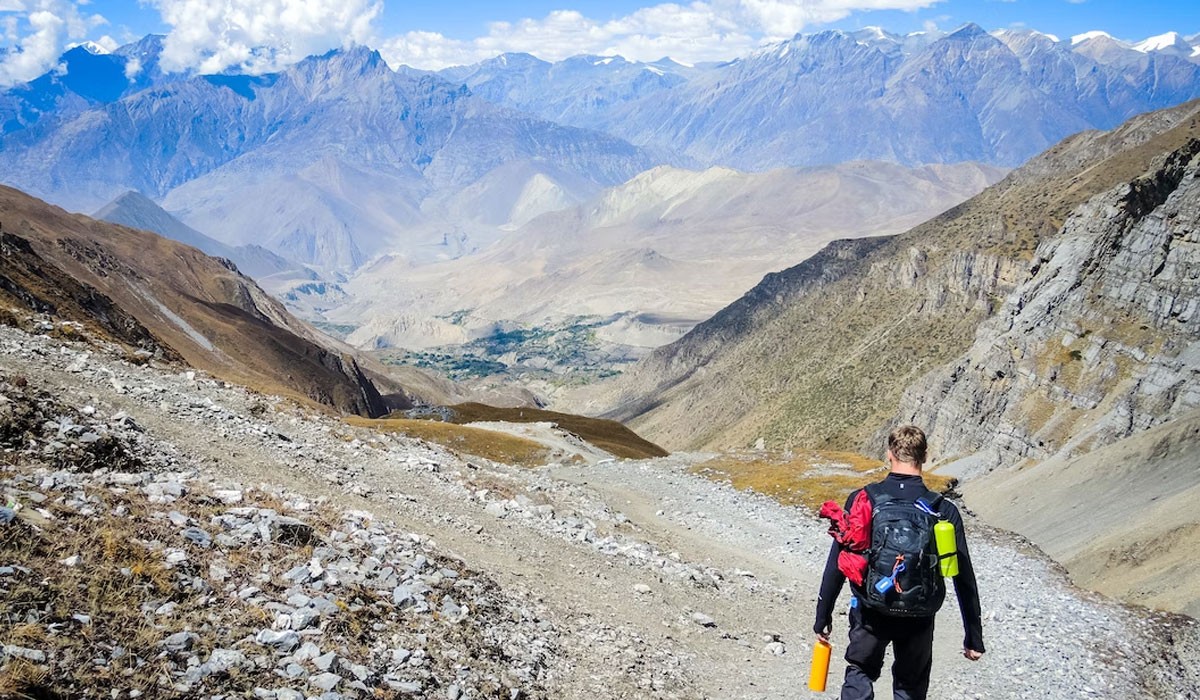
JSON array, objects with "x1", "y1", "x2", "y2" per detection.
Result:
[
  {"x1": 0, "y1": 488, "x2": 183, "y2": 697},
  {"x1": 346, "y1": 416, "x2": 551, "y2": 466},
  {"x1": 691, "y1": 451, "x2": 956, "y2": 512},
  {"x1": 0, "y1": 471, "x2": 367, "y2": 698},
  {"x1": 411, "y1": 403, "x2": 669, "y2": 460}
]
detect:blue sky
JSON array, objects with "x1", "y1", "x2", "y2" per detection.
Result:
[{"x1": 2, "y1": 0, "x2": 1198, "y2": 84}]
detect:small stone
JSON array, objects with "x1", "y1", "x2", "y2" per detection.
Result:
[
  {"x1": 0, "y1": 508, "x2": 15, "y2": 525},
  {"x1": 2, "y1": 645, "x2": 47, "y2": 663},
  {"x1": 691, "y1": 612, "x2": 717, "y2": 628},
  {"x1": 293, "y1": 642, "x2": 321, "y2": 662},
  {"x1": 282, "y1": 565, "x2": 312, "y2": 584},
  {"x1": 392, "y1": 585, "x2": 414, "y2": 607},
  {"x1": 162, "y1": 632, "x2": 197, "y2": 652},
  {"x1": 60, "y1": 554, "x2": 81, "y2": 567},
  {"x1": 763, "y1": 642, "x2": 786, "y2": 656},
  {"x1": 181, "y1": 527, "x2": 213, "y2": 548},
  {"x1": 209, "y1": 563, "x2": 230, "y2": 582},
  {"x1": 214, "y1": 489, "x2": 243, "y2": 504},
  {"x1": 256, "y1": 629, "x2": 300, "y2": 652},
  {"x1": 310, "y1": 672, "x2": 341, "y2": 691},
  {"x1": 440, "y1": 597, "x2": 463, "y2": 619},
  {"x1": 204, "y1": 648, "x2": 249, "y2": 673},
  {"x1": 289, "y1": 609, "x2": 319, "y2": 630},
  {"x1": 276, "y1": 690, "x2": 304, "y2": 700},
  {"x1": 314, "y1": 651, "x2": 337, "y2": 671},
  {"x1": 633, "y1": 584, "x2": 652, "y2": 595}
]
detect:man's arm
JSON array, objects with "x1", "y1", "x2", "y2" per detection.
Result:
[
  {"x1": 948, "y1": 505, "x2": 985, "y2": 655},
  {"x1": 814, "y1": 539, "x2": 845, "y2": 640}
]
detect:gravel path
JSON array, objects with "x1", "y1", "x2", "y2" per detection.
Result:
[{"x1": 2, "y1": 323, "x2": 1198, "y2": 699}]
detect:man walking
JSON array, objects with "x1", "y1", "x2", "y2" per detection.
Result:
[{"x1": 814, "y1": 425, "x2": 984, "y2": 699}]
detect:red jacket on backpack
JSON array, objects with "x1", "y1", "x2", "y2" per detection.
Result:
[{"x1": 819, "y1": 490, "x2": 872, "y2": 586}]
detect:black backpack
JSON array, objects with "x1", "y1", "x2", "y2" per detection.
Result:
[{"x1": 859, "y1": 483, "x2": 946, "y2": 617}]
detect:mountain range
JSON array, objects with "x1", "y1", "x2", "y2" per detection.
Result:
[
  {"x1": 1, "y1": 26, "x2": 1198, "y2": 276},
  {"x1": 0, "y1": 40, "x2": 654, "y2": 271},
  {"x1": 441, "y1": 26, "x2": 1200, "y2": 170}
]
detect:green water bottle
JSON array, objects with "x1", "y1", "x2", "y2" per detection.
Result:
[{"x1": 934, "y1": 520, "x2": 959, "y2": 578}]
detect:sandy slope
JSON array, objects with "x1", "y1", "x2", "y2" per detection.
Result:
[{"x1": 965, "y1": 408, "x2": 1200, "y2": 618}]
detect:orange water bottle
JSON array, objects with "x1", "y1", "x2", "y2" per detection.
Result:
[{"x1": 808, "y1": 639, "x2": 832, "y2": 692}]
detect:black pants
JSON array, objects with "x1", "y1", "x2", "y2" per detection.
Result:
[{"x1": 840, "y1": 604, "x2": 935, "y2": 700}]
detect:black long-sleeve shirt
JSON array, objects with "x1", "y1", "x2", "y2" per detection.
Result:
[{"x1": 813, "y1": 473, "x2": 985, "y2": 652}]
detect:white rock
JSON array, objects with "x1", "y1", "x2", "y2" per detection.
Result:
[{"x1": 214, "y1": 489, "x2": 243, "y2": 504}]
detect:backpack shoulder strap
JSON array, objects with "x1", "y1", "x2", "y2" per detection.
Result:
[
  {"x1": 916, "y1": 489, "x2": 945, "y2": 516},
  {"x1": 863, "y1": 481, "x2": 887, "y2": 505}
]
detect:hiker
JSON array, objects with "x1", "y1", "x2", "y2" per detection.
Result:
[{"x1": 814, "y1": 425, "x2": 984, "y2": 700}]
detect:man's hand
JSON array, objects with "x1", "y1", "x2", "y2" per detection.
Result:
[
  {"x1": 816, "y1": 626, "x2": 831, "y2": 644},
  {"x1": 963, "y1": 649, "x2": 983, "y2": 661}
]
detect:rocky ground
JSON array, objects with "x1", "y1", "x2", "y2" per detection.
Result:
[{"x1": 2, "y1": 320, "x2": 1198, "y2": 699}]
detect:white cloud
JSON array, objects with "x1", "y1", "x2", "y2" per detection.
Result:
[
  {"x1": 149, "y1": 0, "x2": 383, "y2": 74},
  {"x1": 91, "y1": 32, "x2": 116, "y2": 52},
  {"x1": 381, "y1": 0, "x2": 944, "y2": 70},
  {"x1": 0, "y1": 0, "x2": 102, "y2": 86}
]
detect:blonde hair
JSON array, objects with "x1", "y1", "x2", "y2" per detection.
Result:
[{"x1": 888, "y1": 425, "x2": 927, "y2": 466}]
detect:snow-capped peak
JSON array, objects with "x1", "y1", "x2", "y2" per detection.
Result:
[
  {"x1": 1133, "y1": 31, "x2": 1189, "y2": 53},
  {"x1": 68, "y1": 40, "x2": 111, "y2": 55},
  {"x1": 1071, "y1": 30, "x2": 1115, "y2": 46}
]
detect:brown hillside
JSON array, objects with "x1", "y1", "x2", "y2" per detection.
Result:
[
  {"x1": 0, "y1": 185, "x2": 389, "y2": 417},
  {"x1": 582, "y1": 99, "x2": 1200, "y2": 452}
]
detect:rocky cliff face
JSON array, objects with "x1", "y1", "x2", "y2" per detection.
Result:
[
  {"x1": 580, "y1": 100, "x2": 1200, "y2": 453},
  {"x1": 901, "y1": 138, "x2": 1200, "y2": 474}
]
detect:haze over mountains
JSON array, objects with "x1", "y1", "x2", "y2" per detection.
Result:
[
  {"x1": 443, "y1": 26, "x2": 1200, "y2": 170},
  {"x1": 0, "y1": 41, "x2": 653, "y2": 270},
  {"x1": 1, "y1": 24, "x2": 1198, "y2": 384},
  {"x1": 333, "y1": 161, "x2": 1003, "y2": 351},
  {"x1": 0, "y1": 25, "x2": 1197, "y2": 272}
]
